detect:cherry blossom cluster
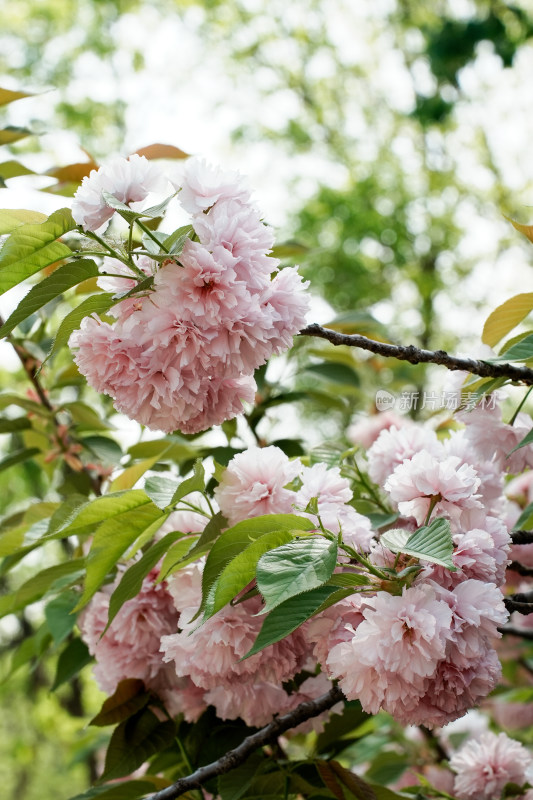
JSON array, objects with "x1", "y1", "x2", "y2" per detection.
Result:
[
  {"x1": 69, "y1": 156, "x2": 310, "y2": 433},
  {"x1": 80, "y1": 389, "x2": 533, "y2": 734}
]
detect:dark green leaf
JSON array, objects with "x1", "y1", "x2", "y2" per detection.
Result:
[
  {"x1": 0, "y1": 558, "x2": 85, "y2": 618},
  {"x1": 102, "y1": 190, "x2": 175, "y2": 224},
  {"x1": 90, "y1": 679, "x2": 150, "y2": 726},
  {"x1": 327, "y1": 573, "x2": 371, "y2": 588},
  {"x1": 0, "y1": 446, "x2": 39, "y2": 472},
  {"x1": 100, "y1": 708, "x2": 176, "y2": 782},
  {"x1": 218, "y1": 753, "x2": 266, "y2": 800},
  {"x1": 0, "y1": 208, "x2": 75, "y2": 294},
  {"x1": 52, "y1": 637, "x2": 92, "y2": 690},
  {"x1": 3, "y1": 624, "x2": 52, "y2": 682},
  {"x1": 170, "y1": 458, "x2": 205, "y2": 505},
  {"x1": 0, "y1": 259, "x2": 100, "y2": 337},
  {"x1": 257, "y1": 537, "x2": 338, "y2": 613},
  {"x1": 182, "y1": 511, "x2": 227, "y2": 563},
  {"x1": 497, "y1": 333, "x2": 533, "y2": 362},
  {"x1": 68, "y1": 779, "x2": 158, "y2": 800},
  {"x1": 364, "y1": 752, "x2": 410, "y2": 786},
  {"x1": 0, "y1": 416, "x2": 32, "y2": 433},
  {"x1": 507, "y1": 427, "x2": 533, "y2": 457},
  {"x1": 328, "y1": 760, "x2": 377, "y2": 800},
  {"x1": 0, "y1": 126, "x2": 33, "y2": 145},
  {"x1": 243, "y1": 585, "x2": 339, "y2": 659},
  {"x1": 304, "y1": 362, "x2": 360, "y2": 387},
  {"x1": 514, "y1": 501, "x2": 533, "y2": 531},
  {"x1": 106, "y1": 531, "x2": 184, "y2": 629},
  {"x1": 81, "y1": 435, "x2": 123, "y2": 465}
]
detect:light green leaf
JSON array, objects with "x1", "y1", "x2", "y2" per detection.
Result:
[
  {"x1": 507, "y1": 427, "x2": 533, "y2": 458},
  {"x1": 0, "y1": 259, "x2": 100, "y2": 337},
  {"x1": 76, "y1": 503, "x2": 164, "y2": 610},
  {"x1": 482, "y1": 292, "x2": 533, "y2": 347},
  {"x1": 45, "y1": 291, "x2": 116, "y2": 362},
  {"x1": 496, "y1": 333, "x2": 533, "y2": 362},
  {"x1": 144, "y1": 475, "x2": 180, "y2": 509},
  {"x1": 0, "y1": 126, "x2": 32, "y2": 145},
  {"x1": 47, "y1": 490, "x2": 154, "y2": 539},
  {"x1": 513, "y1": 501, "x2": 533, "y2": 531},
  {"x1": 179, "y1": 510, "x2": 227, "y2": 564},
  {"x1": 243, "y1": 585, "x2": 339, "y2": 659},
  {"x1": 381, "y1": 517, "x2": 456, "y2": 570},
  {"x1": 106, "y1": 531, "x2": 184, "y2": 629},
  {"x1": 0, "y1": 209, "x2": 47, "y2": 235},
  {"x1": 110, "y1": 453, "x2": 166, "y2": 492},
  {"x1": 0, "y1": 87, "x2": 35, "y2": 106},
  {"x1": 102, "y1": 190, "x2": 175, "y2": 224},
  {"x1": 52, "y1": 638, "x2": 92, "y2": 690},
  {"x1": 199, "y1": 514, "x2": 315, "y2": 619},
  {"x1": 0, "y1": 559, "x2": 85, "y2": 618},
  {"x1": 157, "y1": 535, "x2": 200, "y2": 581},
  {"x1": 170, "y1": 458, "x2": 205, "y2": 505},
  {"x1": 0, "y1": 160, "x2": 35, "y2": 180},
  {"x1": 207, "y1": 529, "x2": 294, "y2": 619},
  {"x1": 0, "y1": 446, "x2": 40, "y2": 472},
  {"x1": 257, "y1": 537, "x2": 338, "y2": 614},
  {"x1": 0, "y1": 208, "x2": 75, "y2": 294},
  {"x1": 2, "y1": 624, "x2": 52, "y2": 683},
  {"x1": 327, "y1": 572, "x2": 371, "y2": 588},
  {"x1": 0, "y1": 392, "x2": 52, "y2": 416}
]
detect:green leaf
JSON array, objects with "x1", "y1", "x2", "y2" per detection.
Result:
[
  {"x1": 81, "y1": 435, "x2": 123, "y2": 465},
  {"x1": 45, "y1": 590, "x2": 79, "y2": 645},
  {"x1": 61, "y1": 401, "x2": 111, "y2": 432},
  {"x1": 0, "y1": 259, "x2": 100, "y2": 337},
  {"x1": 0, "y1": 416, "x2": 32, "y2": 434},
  {"x1": 3, "y1": 624, "x2": 52, "y2": 682},
  {"x1": 157, "y1": 535, "x2": 200, "y2": 581},
  {"x1": 327, "y1": 572, "x2": 371, "y2": 588},
  {"x1": 198, "y1": 514, "x2": 315, "y2": 618},
  {"x1": 328, "y1": 760, "x2": 377, "y2": 800},
  {"x1": 218, "y1": 753, "x2": 266, "y2": 800},
  {"x1": 90, "y1": 679, "x2": 150, "y2": 727},
  {"x1": 0, "y1": 87, "x2": 34, "y2": 106},
  {"x1": 0, "y1": 208, "x2": 75, "y2": 294},
  {"x1": 48, "y1": 490, "x2": 153, "y2": 538},
  {"x1": 68, "y1": 780, "x2": 159, "y2": 800},
  {"x1": 0, "y1": 558, "x2": 85, "y2": 618},
  {"x1": 0, "y1": 446, "x2": 40, "y2": 472},
  {"x1": 496, "y1": 333, "x2": 533, "y2": 362},
  {"x1": 45, "y1": 291, "x2": 116, "y2": 362},
  {"x1": 507, "y1": 427, "x2": 533, "y2": 458},
  {"x1": 482, "y1": 291, "x2": 533, "y2": 347},
  {"x1": 243, "y1": 585, "x2": 339, "y2": 659},
  {"x1": 102, "y1": 190, "x2": 175, "y2": 225},
  {"x1": 207, "y1": 529, "x2": 294, "y2": 619},
  {"x1": 0, "y1": 208, "x2": 47, "y2": 235},
  {"x1": 513, "y1": 501, "x2": 533, "y2": 531},
  {"x1": 181, "y1": 510, "x2": 227, "y2": 564},
  {"x1": 0, "y1": 392, "x2": 52, "y2": 416},
  {"x1": 0, "y1": 160, "x2": 36, "y2": 180},
  {"x1": 76, "y1": 502, "x2": 164, "y2": 610},
  {"x1": 144, "y1": 475, "x2": 180, "y2": 509},
  {"x1": 171, "y1": 458, "x2": 205, "y2": 505},
  {"x1": 257, "y1": 537, "x2": 338, "y2": 614},
  {"x1": 0, "y1": 126, "x2": 33, "y2": 145},
  {"x1": 304, "y1": 362, "x2": 360, "y2": 387},
  {"x1": 52, "y1": 637, "x2": 92, "y2": 690},
  {"x1": 381, "y1": 517, "x2": 456, "y2": 570},
  {"x1": 106, "y1": 531, "x2": 184, "y2": 629},
  {"x1": 100, "y1": 708, "x2": 176, "y2": 782},
  {"x1": 164, "y1": 224, "x2": 194, "y2": 254},
  {"x1": 364, "y1": 752, "x2": 410, "y2": 786}
]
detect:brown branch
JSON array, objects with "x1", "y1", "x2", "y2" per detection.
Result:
[
  {"x1": 2, "y1": 319, "x2": 102, "y2": 495},
  {"x1": 511, "y1": 531, "x2": 533, "y2": 545},
  {"x1": 499, "y1": 625, "x2": 533, "y2": 640},
  {"x1": 299, "y1": 324, "x2": 533, "y2": 385},
  {"x1": 509, "y1": 562, "x2": 533, "y2": 578},
  {"x1": 146, "y1": 685, "x2": 344, "y2": 800},
  {"x1": 505, "y1": 591, "x2": 533, "y2": 615}
]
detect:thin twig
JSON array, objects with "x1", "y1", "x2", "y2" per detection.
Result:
[
  {"x1": 146, "y1": 686, "x2": 344, "y2": 800},
  {"x1": 511, "y1": 531, "x2": 533, "y2": 545},
  {"x1": 299, "y1": 324, "x2": 533, "y2": 385}
]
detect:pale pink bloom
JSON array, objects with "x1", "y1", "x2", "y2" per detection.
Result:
[
  {"x1": 161, "y1": 679, "x2": 207, "y2": 722},
  {"x1": 205, "y1": 681, "x2": 291, "y2": 727},
  {"x1": 69, "y1": 315, "x2": 141, "y2": 396},
  {"x1": 72, "y1": 155, "x2": 166, "y2": 231},
  {"x1": 193, "y1": 198, "x2": 275, "y2": 283},
  {"x1": 296, "y1": 463, "x2": 374, "y2": 550},
  {"x1": 507, "y1": 470, "x2": 533, "y2": 505},
  {"x1": 367, "y1": 425, "x2": 443, "y2": 486},
  {"x1": 259, "y1": 267, "x2": 311, "y2": 351},
  {"x1": 450, "y1": 731, "x2": 532, "y2": 800},
  {"x1": 79, "y1": 570, "x2": 179, "y2": 696},
  {"x1": 284, "y1": 673, "x2": 342, "y2": 734},
  {"x1": 166, "y1": 558, "x2": 205, "y2": 614},
  {"x1": 303, "y1": 594, "x2": 367, "y2": 667},
  {"x1": 444, "y1": 429, "x2": 505, "y2": 515},
  {"x1": 461, "y1": 404, "x2": 533, "y2": 474},
  {"x1": 214, "y1": 446, "x2": 302, "y2": 525},
  {"x1": 490, "y1": 699, "x2": 533, "y2": 730},
  {"x1": 326, "y1": 584, "x2": 453, "y2": 715},
  {"x1": 158, "y1": 505, "x2": 209, "y2": 539},
  {"x1": 160, "y1": 596, "x2": 309, "y2": 690},
  {"x1": 425, "y1": 522, "x2": 510, "y2": 589},
  {"x1": 439, "y1": 579, "x2": 508, "y2": 643},
  {"x1": 178, "y1": 374, "x2": 257, "y2": 434},
  {"x1": 177, "y1": 158, "x2": 251, "y2": 215},
  {"x1": 384, "y1": 452, "x2": 482, "y2": 526},
  {"x1": 347, "y1": 411, "x2": 409, "y2": 450},
  {"x1": 97, "y1": 255, "x2": 157, "y2": 318}
]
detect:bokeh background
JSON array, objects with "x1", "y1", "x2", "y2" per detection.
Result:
[{"x1": 2, "y1": 1, "x2": 533, "y2": 796}]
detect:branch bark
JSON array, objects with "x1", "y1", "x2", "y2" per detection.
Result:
[
  {"x1": 146, "y1": 685, "x2": 344, "y2": 800},
  {"x1": 299, "y1": 324, "x2": 533, "y2": 385},
  {"x1": 511, "y1": 531, "x2": 533, "y2": 545}
]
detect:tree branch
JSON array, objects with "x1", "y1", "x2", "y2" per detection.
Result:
[
  {"x1": 146, "y1": 685, "x2": 344, "y2": 800},
  {"x1": 504, "y1": 591, "x2": 533, "y2": 615},
  {"x1": 499, "y1": 625, "x2": 533, "y2": 640},
  {"x1": 508, "y1": 562, "x2": 533, "y2": 578},
  {"x1": 511, "y1": 530, "x2": 533, "y2": 545},
  {"x1": 299, "y1": 324, "x2": 533, "y2": 385}
]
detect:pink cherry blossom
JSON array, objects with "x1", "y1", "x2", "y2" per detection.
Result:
[
  {"x1": 177, "y1": 157, "x2": 251, "y2": 215},
  {"x1": 97, "y1": 255, "x2": 157, "y2": 318},
  {"x1": 384, "y1": 451, "x2": 482, "y2": 526},
  {"x1": 347, "y1": 410, "x2": 409, "y2": 450},
  {"x1": 450, "y1": 731, "x2": 532, "y2": 800},
  {"x1": 71, "y1": 155, "x2": 166, "y2": 231},
  {"x1": 214, "y1": 446, "x2": 302, "y2": 525},
  {"x1": 367, "y1": 424, "x2": 443, "y2": 486}
]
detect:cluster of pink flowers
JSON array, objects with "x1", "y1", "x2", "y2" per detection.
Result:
[
  {"x1": 450, "y1": 730, "x2": 532, "y2": 799},
  {"x1": 69, "y1": 156, "x2": 309, "y2": 433}
]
